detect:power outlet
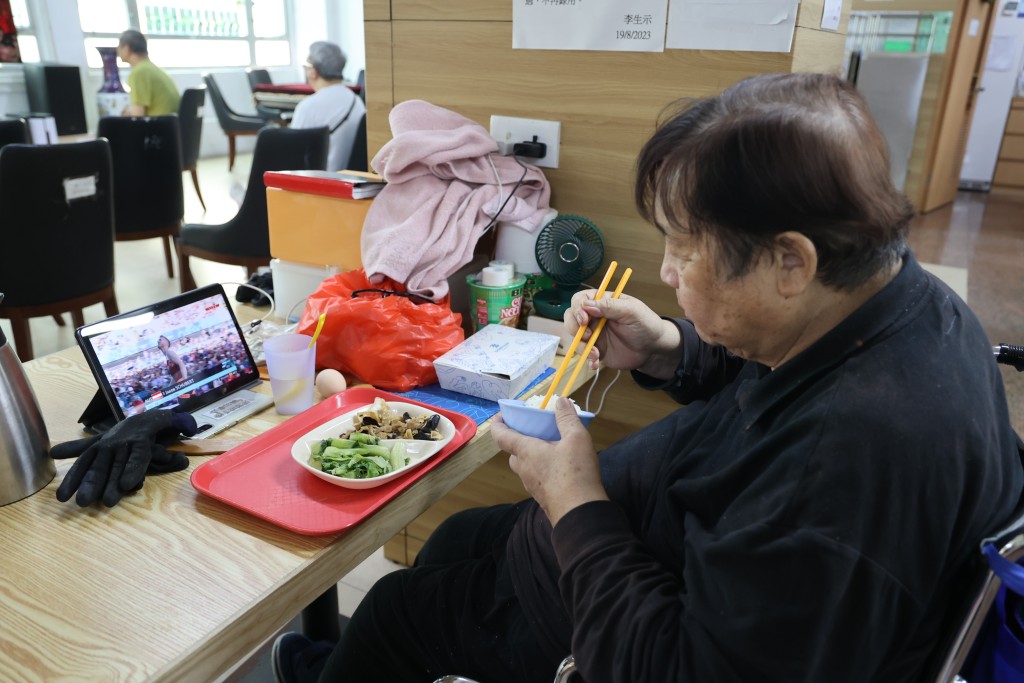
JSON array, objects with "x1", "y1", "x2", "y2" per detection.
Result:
[{"x1": 490, "y1": 115, "x2": 561, "y2": 169}]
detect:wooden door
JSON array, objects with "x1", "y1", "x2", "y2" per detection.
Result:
[{"x1": 920, "y1": 0, "x2": 994, "y2": 212}]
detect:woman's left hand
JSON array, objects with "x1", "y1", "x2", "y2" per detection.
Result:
[{"x1": 491, "y1": 398, "x2": 608, "y2": 526}]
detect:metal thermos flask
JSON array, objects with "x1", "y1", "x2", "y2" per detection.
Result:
[{"x1": 0, "y1": 294, "x2": 54, "y2": 506}]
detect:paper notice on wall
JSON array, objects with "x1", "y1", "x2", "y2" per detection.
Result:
[
  {"x1": 666, "y1": 0, "x2": 799, "y2": 53},
  {"x1": 513, "y1": 0, "x2": 669, "y2": 52},
  {"x1": 821, "y1": 0, "x2": 842, "y2": 31},
  {"x1": 985, "y1": 36, "x2": 1018, "y2": 72}
]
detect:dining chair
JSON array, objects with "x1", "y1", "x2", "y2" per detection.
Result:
[
  {"x1": 97, "y1": 115, "x2": 184, "y2": 279},
  {"x1": 355, "y1": 69, "x2": 365, "y2": 102},
  {"x1": 0, "y1": 117, "x2": 29, "y2": 149},
  {"x1": 202, "y1": 73, "x2": 266, "y2": 171},
  {"x1": 246, "y1": 67, "x2": 272, "y2": 90},
  {"x1": 176, "y1": 125, "x2": 329, "y2": 292},
  {"x1": 179, "y1": 86, "x2": 207, "y2": 212},
  {"x1": 347, "y1": 112, "x2": 368, "y2": 172},
  {"x1": 0, "y1": 139, "x2": 118, "y2": 361},
  {"x1": 247, "y1": 67, "x2": 292, "y2": 125}
]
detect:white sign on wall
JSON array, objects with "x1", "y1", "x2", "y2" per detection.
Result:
[
  {"x1": 666, "y1": 0, "x2": 800, "y2": 53},
  {"x1": 512, "y1": 0, "x2": 670, "y2": 52}
]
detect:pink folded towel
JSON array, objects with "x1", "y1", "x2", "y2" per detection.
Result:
[{"x1": 361, "y1": 100, "x2": 552, "y2": 301}]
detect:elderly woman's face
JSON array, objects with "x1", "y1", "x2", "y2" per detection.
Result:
[{"x1": 657, "y1": 211, "x2": 777, "y2": 362}]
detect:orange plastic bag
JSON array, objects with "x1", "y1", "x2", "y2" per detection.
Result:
[{"x1": 296, "y1": 269, "x2": 465, "y2": 392}]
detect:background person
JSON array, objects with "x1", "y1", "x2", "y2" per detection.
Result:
[
  {"x1": 0, "y1": 33, "x2": 19, "y2": 63},
  {"x1": 157, "y1": 335, "x2": 187, "y2": 383},
  {"x1": 274, "y1": 73, "x2": 1024, "y2": 682},
  {"x1": 117, "y1": 29, "x2": 179, "y2": 116},
  {"x1": 290, "y1": 40, "x2": 365, "y2": 172}
]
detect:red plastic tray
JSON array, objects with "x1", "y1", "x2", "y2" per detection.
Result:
[{"x1": 190, "y1": 387, "x2": 477, "y2": 535}]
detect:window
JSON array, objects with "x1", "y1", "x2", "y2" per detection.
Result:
[{"x1": 77, "y1": 0, "x2": 290, "y2": 69}]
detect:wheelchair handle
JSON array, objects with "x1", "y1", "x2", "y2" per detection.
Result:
[{"x1": 994, "y1": 344, "x2": 1024, "y2": 372}]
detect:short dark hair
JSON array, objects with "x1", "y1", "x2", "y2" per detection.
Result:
[
  {"x1": 118, "y1": 30, "x2": 148, "y2": 55},
  {"x1": 635, "y1": 73, "x2": 914, "y2": 291}
]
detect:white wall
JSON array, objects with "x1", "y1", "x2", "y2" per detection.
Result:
[{"x1": 0, "y1": 0, "x2": 365, "y2": 160}]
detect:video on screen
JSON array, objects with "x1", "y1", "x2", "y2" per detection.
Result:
[{"x1": 87, "y1": 294, "x2": 255, "y2": 416}]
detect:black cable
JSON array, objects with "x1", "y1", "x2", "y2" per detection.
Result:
[{"x1": 481, "y1": 154, "x2": 530, "y2": 234}]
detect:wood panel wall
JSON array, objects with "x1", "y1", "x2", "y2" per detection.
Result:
[
  {"x1": 993, "y1": 98, "x2": 1024, "y2": 193},
  {"x1": 363, "y1": 0, "x2": 850, "y2": 565}
]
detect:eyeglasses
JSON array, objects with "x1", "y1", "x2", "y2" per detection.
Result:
[{"x1": 303, "y1": 61, "x2": 314, "y2": 69}]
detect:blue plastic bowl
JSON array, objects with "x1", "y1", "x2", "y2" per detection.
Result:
[{"x1": 497, "y1": 399, "x2": 596, "y2": 441}]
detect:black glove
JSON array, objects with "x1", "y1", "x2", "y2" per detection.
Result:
[{"x1": 52, "y1": 410, "x2": 198, "y2": 508}]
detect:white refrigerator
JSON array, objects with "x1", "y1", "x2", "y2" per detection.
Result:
[{"x1": 959, "y1": 2, "x2": 1024, "y2": 190}]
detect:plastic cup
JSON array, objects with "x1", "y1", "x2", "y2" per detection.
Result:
[{"x1": 263, "y1": 333, "x2": 316, "y2": 415}]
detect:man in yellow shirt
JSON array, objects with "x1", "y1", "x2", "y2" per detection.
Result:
[{"x1": 117, "y1": 30, "x2": 179, "y2": 116}]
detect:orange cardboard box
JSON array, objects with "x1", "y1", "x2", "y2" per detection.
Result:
[{"x1": 264, "y1": 170, "x2": 382, "y2": 270}]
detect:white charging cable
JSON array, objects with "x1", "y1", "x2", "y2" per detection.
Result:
[{"x1": 584, "y1": 367, "x2": 621, "y2": 416}]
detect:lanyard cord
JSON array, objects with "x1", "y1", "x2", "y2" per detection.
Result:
[{"x1": 329, "y1": 96, "x2": 359, "y2": 134}]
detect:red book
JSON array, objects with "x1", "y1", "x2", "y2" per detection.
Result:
[{"x1": 263, "y1": 170, "x2": 386, "y2": 199}]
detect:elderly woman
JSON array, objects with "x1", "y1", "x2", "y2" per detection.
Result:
[{"x1": 275, "y1": 73, "x2": 1022, "y2": 683}]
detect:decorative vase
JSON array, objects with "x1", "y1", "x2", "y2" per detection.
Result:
[{"x1": 96, "y1": 46, "x2": 131, "y2": 118}]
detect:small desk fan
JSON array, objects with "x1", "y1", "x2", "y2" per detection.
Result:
[{"x1": 531, "y1": 215, "x2": 605, "y2": 320}]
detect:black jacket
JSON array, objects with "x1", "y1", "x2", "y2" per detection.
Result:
[{"x1": 508, "y1": 253, "x2": 1023, "y2": 682}]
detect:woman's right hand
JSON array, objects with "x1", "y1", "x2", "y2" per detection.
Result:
[{"x1": 566, "y1": 290, "x2": 681, "y2": 379}]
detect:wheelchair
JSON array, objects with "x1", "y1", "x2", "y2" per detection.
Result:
[{"x1": 436, "y1": 344, "x2": 1024, "y2": 683}]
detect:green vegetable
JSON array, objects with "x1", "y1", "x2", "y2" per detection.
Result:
[
  {"x1": 389, "y1": 442, "x2": 407, "y2": 471},
  {"x1": 349, "y1": 432, "x2": 380, "y2": 445},
  {"x1": 308, "y1": 439, "x2": 412, "y2": 480}
]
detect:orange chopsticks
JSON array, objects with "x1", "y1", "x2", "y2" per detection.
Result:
[
  {"x1": 538, "y1": 262, "x2": 632, "y2": 409},
  {"x1": 538, "y1": 261, "x2": 618, "y2": 409},
  {"x1": 558, "y1": 267, "x2": 632, "y2": 400}
]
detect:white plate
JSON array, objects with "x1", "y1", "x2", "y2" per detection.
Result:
[{"x1": 290, "y1": 401, "x2": 456, "y2": 490}]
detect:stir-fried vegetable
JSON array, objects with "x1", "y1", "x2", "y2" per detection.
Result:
[
  {"x1": 347, "y1": 398, "x2": 444, "y2": 441},
  {"x1": 309, "y1": 432, "x2": 409, "y2": 479}
]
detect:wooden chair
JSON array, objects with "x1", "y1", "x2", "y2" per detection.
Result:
[
  {"x1": 0, "y1": 140, "x2": 119, "y2": 361},
  {"x1": 176, "y1": 126, "x2": 329, "y2": 292},
  {"x1": 203, "y1": 73, "x2": 265, "y2": 171},
  {"x1": 178, "y1": 86, "x2": 207, "y2": 212},
  {"x1": 97, "y1": 115, "x2": 184, "y2": 279}
]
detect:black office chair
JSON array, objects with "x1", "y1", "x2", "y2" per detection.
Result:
[
  {"x1": 0, "y1": 140, "x2": 119, "y2": 361},
  {"x1": 178, "y1": 86, "x2": 207, "y2": 212},
  {"x1": 246, "y1": 67, "x2": 292, "y2": 125},
  {"x1": 202, "y1": 73, "x2": 266, "y2": 171},
  {"x1": 355, "y1": 69, "x2": 366, "y2": 102},
  {"x1": 0, "y1": 117, "x2": 29, "y2": 149},
  {"x1": 97, "y1": 115, "x2": 184, "y2": 279},
  {"x1": 346, "y1": 112, "x2": 368, "y2": 173},
  {"x1": 246, "y1": 67, "x2": 272, "y2": 90},
  {"x1": 176, "y1": 125, "x2": 329, "y2": 292}
]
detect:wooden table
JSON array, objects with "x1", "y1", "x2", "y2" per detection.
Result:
[{"x1": 0, "y1": 334, "x2": 587, "y2": 681}]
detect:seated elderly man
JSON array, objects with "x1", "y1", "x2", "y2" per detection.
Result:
[{"x1": 274, "y1": 73, "x2": 1023, "y2": 683}]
